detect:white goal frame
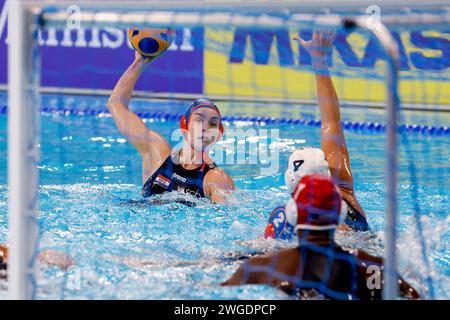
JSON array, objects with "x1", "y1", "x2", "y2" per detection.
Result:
[{"x1": 7, "y1": 0, "x2": 450, "y2": 300}]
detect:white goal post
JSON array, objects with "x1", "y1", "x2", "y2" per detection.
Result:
[{"x1": 7, "y1": 0, "x2": 450, "y2": 300}]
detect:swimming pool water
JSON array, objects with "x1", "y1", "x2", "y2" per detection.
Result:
[{"x1": 0, "y1": 94, "x2": 448, "y2": 299}]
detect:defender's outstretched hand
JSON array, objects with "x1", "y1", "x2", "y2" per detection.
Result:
[{"x1": 294, "y1": 30, "x2": 336, "y2": 58}]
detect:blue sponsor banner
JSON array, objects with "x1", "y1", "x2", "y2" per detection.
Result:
[
  {"x1": 229, "y1": 28, "x2": 450, "y2": 73},
  {"x1": 0, "y1": 0, "x2": 204, "y2": 94}
]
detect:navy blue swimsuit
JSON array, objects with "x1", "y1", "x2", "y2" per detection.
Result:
[
  {"x1": 142, "y1": 152, "x2": 216, "y2": 200},
  {"x1": 343, "y1": 202, "x2": 369, "y2": 231}
]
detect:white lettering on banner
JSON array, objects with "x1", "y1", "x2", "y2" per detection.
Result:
[
  {"x1": 0, "y1": 0, "x2": 194, "y2": 52},
  {"x1": 89, "y1": 28, "x2": 102, "y2": 48},
  {"x1": 168, "y1": 28, "x2": 194, "y2": 52},
  {"x1": 102, "y1": 27, "x2": 124, "y2": 49},
  {"x1": 44, "y1": 28, "x2": 58, "y2": 46},
  {"x1": 9, "y1": 22, "x2": 194, "y2": 52},
  {"x1": 60, "y1": 28, "x2": 73, "y2": 47},
  {"x1": 74, "y1": 29, "x2": 88, "y2": 48},
  {"x1": 180, "y1": 28, "x2": 194, "y2": 51}
]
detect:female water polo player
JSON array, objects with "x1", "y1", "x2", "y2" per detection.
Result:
[
  {"x1": 265, "y1": 31, "x2": 369, "y2": 239},
  {"x1": 225, "y1": 174, "x2": 419, "y2": 300},
  {"x1": 106, "y1": 50, "x2": 234, "y2": 203}
]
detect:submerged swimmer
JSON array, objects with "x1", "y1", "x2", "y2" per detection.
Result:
[
  {"x1": 265, "y1": 31, "x2": 368, "y2": 239},
  {"x1": 107, "y1": 51, "x2": 234, "y2": 203},
  {"x1": 224, "y1": 174, "x2": 419, "y2": 300}
]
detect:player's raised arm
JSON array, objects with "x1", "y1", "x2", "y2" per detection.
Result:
[
  {"x1": 295, "y1": 31, "x2": 354, "y2": 192},
  {"x1": 294, "y1": 31, "x2": 368, "y2": 224},
  {"x1": 106, "y1": 52, "x2": 170, "y2": 157}
]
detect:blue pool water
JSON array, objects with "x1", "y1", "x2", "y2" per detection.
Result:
[{"x1": 0, "y1": 93, "x2": 448, "y2": 299}]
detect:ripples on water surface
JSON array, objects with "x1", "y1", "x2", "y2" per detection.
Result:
[{"x1": 0, "y1": 96, "x2": 448, "y2": 299}]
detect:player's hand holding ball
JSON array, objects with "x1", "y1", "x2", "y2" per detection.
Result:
[{"x1": 128, "y1": 27, "x2": 175, "y2": 65}]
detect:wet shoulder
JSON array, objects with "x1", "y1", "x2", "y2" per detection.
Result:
[{"x1": 204, "y1": 166, "x2": 233, "y2": 185}]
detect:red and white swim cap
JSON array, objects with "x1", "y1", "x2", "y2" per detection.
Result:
[{"x1": 286, "y1": 174, "x2": 346, "y2": 231}]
